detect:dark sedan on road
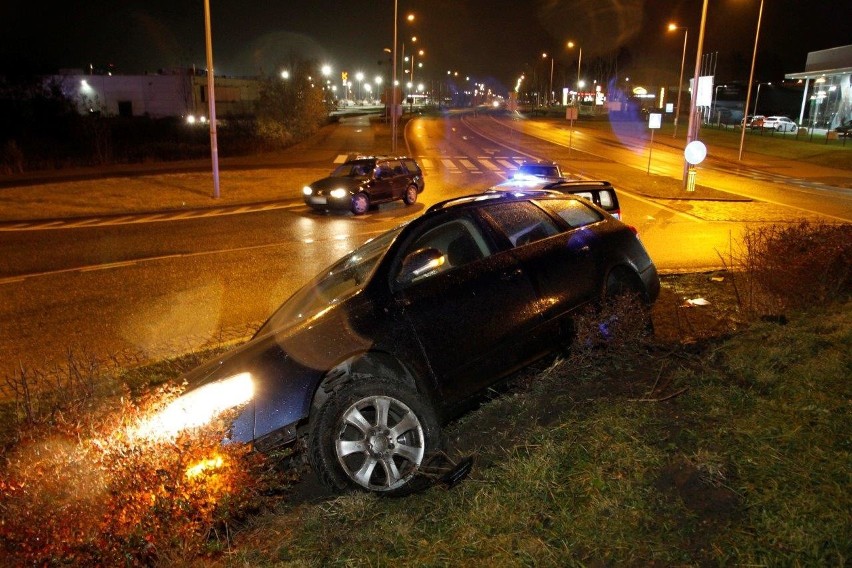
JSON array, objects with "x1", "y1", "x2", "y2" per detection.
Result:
[
  {"x1": 303, "y1": 156, "x2": 424, "y2": 215},
  {"x1": 149, "y1": 192, "x2": 659, "y2": 495}
]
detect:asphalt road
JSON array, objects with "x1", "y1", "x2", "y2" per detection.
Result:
[{"x1": 1, "y1": 112, "x2": 849, "y2": 382}]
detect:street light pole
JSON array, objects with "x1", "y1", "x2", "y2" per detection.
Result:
[
  {"x1": 391, "y1": 1, "x2": 398, "y2": 153},
  {"x1": 568, "y1": 42, "x2": 582, "y2": 102},
  {"x1": 738, "y1": 0, "x2": 764, "y2": 161},
  {"x1": 669, "y1": 24, "x2": 688, "y2": 138},
  {"x1": 203, "y1": 0, "x2": 220, "y2": 199},
  {"x1": 683, "y1": 0, "x2": 709, "y2": 189}
]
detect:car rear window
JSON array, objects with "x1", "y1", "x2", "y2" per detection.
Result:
[
  {"x1": 538, "y1": 198, "x2": 604, "y2": 228},
  {"x1": 483, "y1": 202, "x2": 561, "y2": 247},
  {"x1": 598, "y1": 190, "x2": 615, "y2": 209}
]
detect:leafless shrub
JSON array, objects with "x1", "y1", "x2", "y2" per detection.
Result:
[
  {"x1": 731, "y1": 221, "x2": 851, "y2": 315},
  {"x1": 569, "y1": 292, "x2": 653, "y2": 366}
]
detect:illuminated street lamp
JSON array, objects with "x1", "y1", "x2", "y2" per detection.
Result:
[
  {"x1": 355, "y1": 71, "x2": 364, "y2": 101},
  {"x1": 667, "y1": 23, "x2": 688, "y2": 138},
  {"x1": 752, "y1": 81, "x2": 771, "y2": 116},
  {"x1": 392, "y1": 10, "x2": 415, "y2": 152},
  {"x1": 567, "y1": 41, "x2": 582, "y2": 98},
  {"x1": 542, "y1": 52, "x2": 554, "y2": 105}
]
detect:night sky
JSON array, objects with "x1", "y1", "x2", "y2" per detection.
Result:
[{"x1": 1, "y1": 1, "x2": 848, "y2": 92}]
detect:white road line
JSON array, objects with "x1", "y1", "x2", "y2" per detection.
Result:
[
  {"x1": 479, "y1": 160, "x2": 502, "y2": 172},
  {"x1": 441, "y1": 158, "x2": 461, "y2": 173},
  {"x1": 496, "y1": 159, "x2": 516, "y2": 170},
  {"x1": 459, "y1": 159, "x2": 480, "y2": 173}
]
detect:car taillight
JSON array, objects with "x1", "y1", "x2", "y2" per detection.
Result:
[
  {"x1": 612, "y1": 209, "x2": 622, "y2": 220},
  {"x1": 627, "y1": 224, "x2": 638, "y2": 236}
]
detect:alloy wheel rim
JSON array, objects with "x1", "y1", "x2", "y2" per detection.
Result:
[{"x1": 335, "y1": 395, "x2": 425, "y2": 491}]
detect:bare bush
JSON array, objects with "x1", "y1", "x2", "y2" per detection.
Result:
[
  {"x1": 569, "y1": 292, "x2": 654, "y2": 366},
  {"x1": 732, "y1": 221, "x2": 851, "y2": 314}
]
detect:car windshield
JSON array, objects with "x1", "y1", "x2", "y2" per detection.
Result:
[
  {"x1": 330, "y1": 160, "x2": 375, "y2": 178},
  {"x1": 256, "y1": 226, "x2": 404, "y2": 335}
]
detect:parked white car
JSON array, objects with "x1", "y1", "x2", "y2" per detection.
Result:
[{"x1": 762, "y1": 116, "x2": 799, "y2": 133}]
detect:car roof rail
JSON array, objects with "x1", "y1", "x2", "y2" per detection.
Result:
[{"x1": 543, "y1": 180, "x2": 613, "y2": 189}]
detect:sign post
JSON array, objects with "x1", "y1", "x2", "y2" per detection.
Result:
[
  {"x1": 647, "y1": 112, "x2": 662, "y2": 174},
  {"x1": 566, "y1": 106, "x2": 578, "y2": 157},
  {"x1": 684, "y1": 140, "x2": 707, "y2": 192}
]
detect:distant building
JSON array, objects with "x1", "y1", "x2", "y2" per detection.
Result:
[
  {"x1": 785, "y1": 45, "x2": 851, "y2": 129},
  {"x1": 48, "y1": 69, "x2": 261, "y2": 119}
]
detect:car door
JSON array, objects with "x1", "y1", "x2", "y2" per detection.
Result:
[
  {"x1": 386, "y1": 159, "x2": 408, "y2": 199},
  {"x1": 391, "y1": 212, "x2": 546, "y2": 402},
  {"x1": 482, "y1": 199, "x2": 603, "y2": 340},
  {"x1": 371, "y1": 161, "x2": 395, "y2": 202}
]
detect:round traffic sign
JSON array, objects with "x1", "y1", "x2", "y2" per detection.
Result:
[{"x1": 684, "y1": 140, "x2": 707, "y2": 165}]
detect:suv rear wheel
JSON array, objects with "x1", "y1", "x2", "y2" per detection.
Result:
[{"x1": 403, "y1": 185, "x2": 418, "y2": 206}]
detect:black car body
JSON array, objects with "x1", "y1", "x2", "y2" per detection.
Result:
[
  {"x1": 161, "y1": 192, "x2": 659, "y2": 495},
  {"x1": 489, "y1": 179, "x2": 622, "y2": 219},
  {"x1": 835, "y1": 119, "x2": 852, "y2": 138},
  {"x1": 303, "y1": 156, "x2": 425, "y2": 214}
]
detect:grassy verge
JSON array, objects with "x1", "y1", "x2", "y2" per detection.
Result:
[
  {"x1": 227, "y1": 302, "x2": 851, "y2": 566},
  {"x1": 534, "y1": 110, "x2": 852, "y2": 171}
]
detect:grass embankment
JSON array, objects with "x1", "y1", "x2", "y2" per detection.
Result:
[
  {"x1": 560, "y1": 113, "x2": 852, "y2": 171},
  {"x1": 227, "y1": 298, "x2": 850, "y2": 566}
]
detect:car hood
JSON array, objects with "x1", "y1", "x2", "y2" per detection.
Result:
[{"x1": 308, "y1": 176, "x2": 367, "y2": 193}]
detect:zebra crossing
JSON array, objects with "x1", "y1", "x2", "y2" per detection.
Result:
[{"x1": 417, "y1": 156, "x2": 529, "y2": 176}]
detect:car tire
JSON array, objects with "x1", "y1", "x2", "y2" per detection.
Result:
[
  {"x1": 351, "y1": 193, "x2": 370, "y2": 215},
  {"x1": 308, "y1": 378, "x2": 443, "y2": 496},
  {"x1": 403, "y1": 185, "x2": 418, "y2": 206}
]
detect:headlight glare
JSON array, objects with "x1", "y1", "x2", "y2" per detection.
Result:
[
  {"x1": 302, "y1": 186, "x2": 313, "y2": 196},
  {"x1": 330, "y1": 188, "x2": 348, "y2": 199},
  {"x1": 135, "y1": 372, "x2": 254, "y2": 441}
]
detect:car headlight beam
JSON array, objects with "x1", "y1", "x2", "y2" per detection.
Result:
[
  {"x1": 329, "y1": 188, "x2": 348, "y2": 199},
  {"x1": 135, "y1": 372, "x2": 254, "y2": 441},
  {"x1": 303, "y1": 186, "x2": 313, "y2": 196}
]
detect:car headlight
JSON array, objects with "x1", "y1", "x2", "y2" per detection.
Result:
[
  {"x1": 329, "y1": 188, "x2": 348, "y2": 199},
  {"x1": 303, "y1": 186, "x2": 313, "y2": 196},
  {"x1": 135, "y1": 372, "x2": 254, "y2": 441}
]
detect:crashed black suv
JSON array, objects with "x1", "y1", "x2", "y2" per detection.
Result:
[
  {"x1": 303, "y1": 156, "x2": 425, "y2": 215},
  {"x1": 148, "y1": 191, "x2": 659, "y2": 496}
]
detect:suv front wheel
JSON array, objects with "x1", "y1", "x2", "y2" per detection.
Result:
[
  {"x1": 308, "y1": 378, "x2": 443, "y2": 495},
  {"x1": 351, "y1": 193, "x2": 370, "y2": 215}
]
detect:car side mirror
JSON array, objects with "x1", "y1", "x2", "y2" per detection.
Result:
[{"x1": 397, "y1": 248, "x2": 446, "y2": 285}]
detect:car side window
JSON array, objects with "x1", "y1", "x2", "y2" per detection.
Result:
[
  {"x1": 395, "y1": 217, "x2": 492, "y2": 285},
  {"x1": 375, "y1": 164, "x2": 393, "y2": 179},
  {"x1": 403, "y1": 159, "x2": 421, "y2": 175},
  {"x1": 538, "y1": 198, "x2": 604, "y2": 228},
  {"x1": 387, "y1": 160, "x2": 405, "y2": 176},
  {"x1": 483, "y1": 202, "x2": 561, "y2": 248}
]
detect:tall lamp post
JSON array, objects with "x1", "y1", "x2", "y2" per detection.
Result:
[
  {"x1": 542, "y1": 52, "x2": 554, "y2": 105},
  {"x1": 738, "y1": 0, "x2": 765, "y2": 161},
  {"x1": 668, "y1": 23, "x2": 688, "y2": 138},
  {"x1": 567, "y1": 42, "x2": 582, "y2": 101},
  {"x1": 203, "y1": 0, "x2": 220, "y2": 198},
  {"x1": 683, "y1": 0, "x2": 709, "y2": 189}
]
